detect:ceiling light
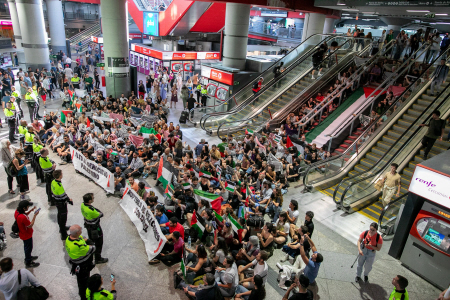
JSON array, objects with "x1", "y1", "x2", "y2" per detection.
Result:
[
  {"x1": 435, "y1": 14, "x2": 448, "y2": 16},
  {"x1": 437, "y1": 22, "x2": 450, "y2": 24},
  {"x1": 362, "y1": 12, "x2": 375, "y2": 14},
  {"x1": 342, "y1": 8, "x2": 359, "y2": 11},
  {"x1": 406, "y1": 10, "x2": 430, "y2": 12},
  {"x1": 342, "y1": 13, "x2": 350, "y2": 15},
  {"x1": 337, "y1": 0, "x2": 346, "y2": 5}
]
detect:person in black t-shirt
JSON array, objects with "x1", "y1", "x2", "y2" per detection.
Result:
[
  {"x1": 282, "y1": 274, "x2": 313, "y2": 300},
  {"x1": 273, "y1": 62, "x2": 284, "y2": 88},
  {"x1": 186, "y1": 94, "x2": 199, "y2": 117},
  {"x1": 57, "y1": 135, "x2": 75, "y2": 164}
]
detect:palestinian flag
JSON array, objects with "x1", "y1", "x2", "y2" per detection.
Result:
[
  {"x1": 140, "y1": 127, "x2": 158, "y2": 135},
  {"x1": 225, "y1": 181, "x2": 235, "y2": 193},
  {"x1": 286, "y1": 136, "x2": 294, "y2": 148},
  {"x1": 245, "y1": 185, "x2": 252, "y2": 207},
  {"x1": 60, "y1": 110, "x2": 72, "y2": 125},
  {"x1": 199, "y1": 170, "x2": 211, "y2": 178},
  {"x1": 155, "y1": 133, "x2": 162, "y2": 143},
  {"x1": 75, "y1": 103, "x2": 82, "y2": 113},
  {"x1": 193, "y1": 189, "x2": 222, "y2": 214},
  {"x1": 180, "y1": 248, "x2": 187, "y2": 278},
  {"x1": 182, "y1": 182, "x2": 191, "y2": 190},
  {"x1": 86, "y1": 117, "x2": 91, "y2": 128},
  {"x1": 157, "y1": 156, "x2": 172, "y2": 188},
  {"x1": 191, "y1": 210, "x2": 206, "y2": 239},
  {"x1": 273, "y1": 134, "x2": 282, "y2": 144},
  {"x1": 228, "y1": 213, "x2": 244, "y2": 242},
  {"x1": 164, "y1": 184, "x2": 172, "y2": 198},
  {"x1": 238, "y1": 206, "x2": 247, "y2": 219},
  {"x1": 214, "y1": 211, "x2": 224, "y2": 222},
  {"x1": 245, "y1": 129, "x2": 254, "y2": 135},
  {"x1": 68, "y1": 90, "x2": 76, "y2": 105}
]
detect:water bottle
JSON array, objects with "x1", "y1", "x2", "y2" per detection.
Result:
[
  {"x1": 43, "y1": 109, "x2": 47, "y2": 116},
  {"x1": 188, "y1": 236, "x2": 191, "y2": 249}
]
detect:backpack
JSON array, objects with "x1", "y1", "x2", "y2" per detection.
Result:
[
  {"x1": 16, "y1": 269, "x2": 49, "y2": 300},
  {"x1": 252, "y1": 81, "x2": 259, "y2": 90},
  {"x1": 363, "y1": 230, "x2": 380, "y2": 246}
]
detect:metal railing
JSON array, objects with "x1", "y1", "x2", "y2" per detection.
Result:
[
  {"x1": 378, "y1": 193, "x2": 408, "y2": 234},
  {"x1": 215, "y1": 38, "x2": 370, "y2": 139},
  {"x1": 302, "y1": 44, "x2": 442, "y2": 192}
]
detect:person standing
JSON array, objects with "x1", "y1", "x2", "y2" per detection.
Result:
[
  {"x1": 356, "y1": 222, "x2": 383, "y2": 283},
  {"x1": 273, "y1": 62, "x2": 284, "y2": 88},
  {"x1": 14, "y1": 200, "x2": 40, "y2": 267},
  {"x1": 51, "y1": 169, "x2": 73, "y2": 240},
  {"x1": 65, "y1": 225, "x2": 96, "y2": 300},
  {"x1": 0, "y1": 257, "x2": 42, "y2": 299},
  {"x1": 24, "y1": 88, "x2": 37, "y2": 122},
  {"x1": 380, "y1": 163, "x2": 401, "y2": 207},
  {"x1": 389, "y1": 275, "x2": 409, "y2": 300},
  {"x1": 81, "y1": 193, "x2": 108, "y2": 264},
  {"x1": 0, "y1": 139, "x2": 19, "y2": 194},
  {"x1": 12, "y1": 149, "x2": 30, "y2": 200},
  {"x1": 39, "y1": 148, "x2": 56, "y2": 206},
  {"x1": 252, "y1": 77, "x2": 263, "y2": 96},
  {"x1": 420, "y1": 110, "x2": 446, "y2": 160},
  {"x1": 200, "y1": 85, "x2": 208, "y2": 107},
  {"x1": 4, "y1": 102, "x2": 16, "y2": 142},
  {"x1": 431, "y1": 59, "x2": 449, "y2": 96}
]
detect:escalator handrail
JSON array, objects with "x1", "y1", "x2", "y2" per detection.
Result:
[
  {"x1": 214, "y1": 38, "x2": 360, "y2": 136},
  {"x1": 337, "y1": 61, "x2": 450, "y2": 208},
  {"x1": 194, "y1": 34, "x2": 337, "y2": 127},
  {"x1": 378, "y1": 193, "x2": 409, "y2": 230},
  {"x1": 197, "y1": 35, "x2": 370, "y2": 129},
  {"x1": 302, "y1": 43, "x2": 437, "y2": 189},
  {"x1": 295, "y1": 41, "x2": 396, "y2": 127}
]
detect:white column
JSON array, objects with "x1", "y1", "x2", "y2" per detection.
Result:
[
  {"x1": 15, "y1": 0, "x2": 50, "y2": 70},
  {"x1": 6, "y1": 0, "x2": 25, "y2": 68},
  {"x1": 323, "y1": 17, "x2": 336, "y2": 34},
  {"x1": 302, "y1": 13, "x2": 326, "y2": 44},
  {"x1": 101, "y1": 0, "x2": 130, "y2": 97},
  {"x1": 46, "y1": 0, "x2": 67, "y2": 54},
  {"x1": 223, "y1": 3, "x2": 250, "y2": 70}
]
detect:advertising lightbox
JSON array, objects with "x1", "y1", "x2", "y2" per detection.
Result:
[{"x1": 144, "y1": 11, "x2": 159, "y2": 36}]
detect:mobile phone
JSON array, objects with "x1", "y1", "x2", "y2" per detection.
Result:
[
  {"x1": 34, "y1": 208, "x2": 41, "y2": 214},
  {"x1": 110, "y1": 274, "x2": 115, "y2": 282}
]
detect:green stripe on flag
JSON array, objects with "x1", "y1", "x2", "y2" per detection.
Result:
[
  {"x1": 199, "y1": 170, "x2": 211, "y2": 178},
  {"x1": 214, "y1": 211, "x2": 223, "y2": 222},
  {"x1": 192, "y1": 223, "x2": 204, "y2": 239},
  {"x1": 193, "y1": 189, "x2": 220, "y2": 201},
  {"x1": 228, "y1": 213, "x2": 243, "y2": 233}
]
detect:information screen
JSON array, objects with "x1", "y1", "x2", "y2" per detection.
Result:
[
  {"x1": 143, "y1": 11, "x2": 159, "y2": 36},
  {"x1": 418, "y1": 218, "x2": 450, "y2": 252}
]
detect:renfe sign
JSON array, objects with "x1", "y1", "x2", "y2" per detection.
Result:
[
  {"x1": 201, "y1": 66, "x2": 234, "y2": 85},
  {"x1": 409, "y1": 165, "x2": 450, "y2": 209}
]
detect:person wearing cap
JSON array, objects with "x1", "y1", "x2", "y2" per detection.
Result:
[
  {"x1": 65, "y1": 224, "x2": 96, "y2": 300},
  {"x1": 80, "y1": 193, "x2": 108, "y2": 264},
  {"x1": 14, "y1": 200, "x2": 40, "y2": 268},
  {"x1": 51, "y1": 169, "x2": 73, "y2": 240},
  {"x1": 282, "y1": 274, "x2": 313, "y2": 300},
  {"x1": 39, "y1": 148, "x2": 56, "y2": 206}
]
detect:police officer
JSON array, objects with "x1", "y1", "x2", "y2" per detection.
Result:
[
  {"x1": 66, "y1": 224, "x2": 96, "y2": 300},
  {"x1": 3, "y1": 102, "x2": 16, "y2": 142},
  {"x1": 18, "y1": 120, "x2": 27, "y2": 148},
  {"x1": 24, "y1": 87, "x2": 36, "y2": 122},
  {"x1": 51, "y1": 169, "x2": 73, "y2": 240},
  {"x1": 200, "y1": 85, "x2": 208, "y2": 107},
  {"x1": 11, "y1": 86, "x2": 23, "y2": 118},
  {"x1": 8, "y1": 96, "x2": 19, "y2": 135},
  {"x1": 39, "y1": 148, "x2": 56, "y2": 206},
  {"x1": 195, "y1": 83, "x2": 202, "y2": 102},
  {"x1": 71, "y1": 73, "x2": 81, "y2": 89},
  {"x1": 81, "y1": 193, "x2": 108, "y2": 264},
  {"x1": 356, "y1": 222, "x2": 383, "y2": 283},
  {"x1": 32, "y1": 136, "x2": 44, "y2": 184},
  {"x1": 24, "y1": 125, "x2": 34, "y2": 160}
]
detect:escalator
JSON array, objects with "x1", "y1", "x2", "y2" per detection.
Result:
[{"x1": 200, "y1": 36, "x2": 372, "y2": 137}]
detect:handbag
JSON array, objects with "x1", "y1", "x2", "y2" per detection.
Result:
[
  {"x1": 374, "y1": 179, "x2": 384, "y2": 192},
  {"x1": 3, "y1": 149, "x2": 17, "y2": 177},
  {"x1": 17, "y1": 270, "x2": 49, "y2": 300},
  {"x1": 247, "y1": 215, "x2": 264, "y2": 228}
]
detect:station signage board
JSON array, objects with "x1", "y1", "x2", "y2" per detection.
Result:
[
  {"x1": 409, "y1": 165, "x2": 450, "y2": 209},
  {"x1": 131, "y1": 44, "x2": 220, "y2": 61},
  {"x1": 91, "y1": 36, "x2": 103, "y2": 44},
  {"x1": 201, "y1": 66, "x2": 234, "y2": 86},
  {"x1": 143, "y1": 11, "x2": 159, "y2": 36}
]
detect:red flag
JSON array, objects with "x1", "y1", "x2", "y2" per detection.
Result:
[
  {"x1": 86, "y1": 117, "x2": 91, "y2": 128},
  {"x1": 286, "y1": 136, "x2": 294, "y2": 148},
  {"x1": 155, "y1": 133, "x2": 162, "y2": 143},
  {"x1": 157, "y1": 155, "x2": 164, "y2": 179}
]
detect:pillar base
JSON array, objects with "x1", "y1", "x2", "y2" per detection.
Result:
[
  {"x1": 105, "y1": 77, "x2": 130, "y2": 98},
  {"x1": 26, "y1": 62, "x2": 51, "y2": 71},
  {"x1": 51, "y1": 45, "x2": 66, "y2": 54}
]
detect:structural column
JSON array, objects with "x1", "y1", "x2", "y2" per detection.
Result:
[
  {"x1": 223, "y1": 3, "x2": 250, "y2": 70},
  {"x1": 46, "y1": 0, "x2": 67, "y2": 54},
  {"x1": 101, "y1": 0, "x2": 130, "y2": 97},
  {"x1": 302, "y1": 13, "x2": 326, "y2": 44},
  {"x1": 323, "y1": 17, "x2": 336, "y2": 34},
  {"x1": 7, "y1": 0, "x2": 25, "y2": 69},
  {"x1": 15, "y1": 0, "x2": 50, "y2": 70}
]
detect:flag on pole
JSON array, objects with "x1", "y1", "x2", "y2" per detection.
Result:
[
  {"x1": 60, "y1": 110, "x2": 72, "y2": 125},
  {"x1": 228, "y1": 213, "x2": 243, "y2": 234},
  {"x1": 245, "y1": 186, "x2": 252, "y2": 207},
  {"x1": 193, "y1": 189, "x2": 222, "y2": 214},
  {"x1": 75, "y1": 103, "x2": 82, "y2": 113},
  {"x1": 180, "y1": 249, "x2": 187, "y2": 278},
  {"x1": 165, "y1": 184, "x2": 174, "y2": 198},
  {"x1": 216, "y1": 166, "x2": 222, "y2": 180},
  {"x1": 68, "y1": 90, "x2": 76, "y2": 105},
  {"x1": 225, "y1": 181, "x2": 235, "y2": 192},
  {"x1": 199, "y1": 170, "x2": 211, "y2": 178},
  {"x1": 191, "y1": 210, "x2": 206, "y2": 239},
  {"x1": 245, "y1": 129, "x2": 254, "y2": 135},
  {"x1": 157, "y1": 156, "x2": 172, "y2": 188},
  {"x1": 214, "y1": 211, "x2": 223, "y2": 222},
  {"x1": 286, "y1": 136, "x2": 294, "y2": 148}
]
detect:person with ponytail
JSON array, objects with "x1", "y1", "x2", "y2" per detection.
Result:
[
  {"x1": 235, "y1": 274, "x2": 266, "y2": 300},
  {"x1": 86, "y1": 273, "x2": 117, "y2": 300}
]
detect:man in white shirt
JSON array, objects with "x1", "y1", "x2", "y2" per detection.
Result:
[
  {"x1": 65, "y1": 56, "x2": 72, "y2": 68},
  {"x1": 217, "y1": 256, "x2": 239, "y2": 297},
  {"x1": 64, "y1": 67, "x2": 73, "y2": 82},
  {"x1": 236, "y1": 251, "x2": 269, "y2": 293},
  {"x1": 0, "y1": 257, "x2": 41, "y2": 300},
  {"x1": 428, "y1": 33, "x2": 442, "y2": 64}
]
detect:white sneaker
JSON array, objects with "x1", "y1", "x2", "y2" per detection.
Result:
[
  {"x1": 318, "y1": 72, "x2": 322, "y2": 76},
  {"x1": 280, "y1": 254, "x2": 289, "y2": 262},
  {"x1": 311, "y1": 75, "x2": 315, "y2": 80}
]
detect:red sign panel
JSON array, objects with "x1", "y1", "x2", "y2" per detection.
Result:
[
  {"x1": 205, "y1": 53, "x2": 220, "y2": 59},
  {"x1": 135, "y1": 46, "x2": 163, "y2": 60},
  {"x1": 92, "y1": 36, "x2": 98, "y2": 43},
  {"x1": 172, "y1": 52, "x2": 197, "y2": 60},
  {"x1": 210, "y1": 69, "x2": 233, "y2": 85}
]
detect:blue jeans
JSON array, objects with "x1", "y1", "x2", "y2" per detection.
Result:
[
  {"x1": 113, "y1": 162, "x2": 127, "y2": 170},
  {"x1": 266, "y1": 204, "x2": 281, "y2": 222},
  {"x1": 41, "y1": 131, "x2": 53, "y2": 143},
  {"x1": 23, "y1": 237, "x2": 33, "y2": 264},
  {"x1": 146, "y1": 88, "x2": 151, "y2": 94},
  {"x1": 115, "y1": 182, "x2": 123, "y2": 192},
  {"x1": 235, "y1": 285, "x2": 250, "y2": 300}
]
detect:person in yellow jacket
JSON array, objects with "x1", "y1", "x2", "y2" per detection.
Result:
[
  {"x1": 195, "y1": 83, "x2": 202, "y2": 102},
  {"x1": 66, "y1": 224, "x2": 96, "y2": 300},
  {"x1": 200, "y1": 85, "x2": 208, "y2": 107},
  {"x1": 51, "y1": 169, "x2": 73, "y2": 239},
  {"x1": 86, "y1": 274, "x2": 117, "y2": 300},
  {"x1": 71, "y1": 73, "x2": 81, "y2": 89},
  {"x1": 4, "y1": 102, "x2": 16, "y2": 142},
  {"x1": 39, "y1": 148, "x2": 56, "y2": 205},
  {"x1": 32, "y1": 136, "x2": 44, "y2": 184},
  {"x1": 23, "y1": 125, "x2": 34, "y2": 160},
  {"x1": 17, "y1": 120, "x2": 27, "y2": 148},
  {"x1": 11, "y1": 86, "x2": 23, "y2": 118},
  {"x1": 24, "y1": 87, "x2": 38, "y2": 122}
]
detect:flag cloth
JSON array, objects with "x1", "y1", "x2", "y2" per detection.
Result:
[
  {"x1": 165, "y1": 184, "x2": 174, "y2": 198},
  {"x1": 193, "y1": 189, "x2": 222, "y2": 214},
  {"x1": 228, "y1": 213, "x2": 243, "y2": 234},
  {"x1": 286, "y1": 136, "x2": 294, "y2": 148},
  {"x1": 60, "y1": 110, "x2": 72, "y2": 125},
  {"x1": 225, "y1": 181, "x2": 235, "y2": 192},
  {"x1": 140, "y1": 127, "x2": 158, "y2": 135},
  {"x1": 110, "y1": 113, "x2": 124, "y2": 122},
  {"x1": 182, "y1": 182, "x2": 191, "y2": 190},
  {"x1": 245, "y1": 129, "x2": 254, "y2": 135},
  {"x1": 181, "y1": 249, "x2": 187, "y2": 278},
  {"x1": 191, "y1": 210, "x2": 206, "y2": 239},
  {"x1": 157, "y1": 156, "x2": 172, "y2": 188},
  {"x1": 199, "y1": 170, "x2": 211, "y2": 178},
  {"x1": 68, "y1": 90, "x2": 75, "y2": 105},
  {"x1": 129, "y1": 134, "x2": 144, "y2": 147},
  {"x1": 255, "y1": 136, "x2": 266, "y2": 154},
  {"x1": 245, "y1": 186, "x2": 252, "y2": 207},
  {"x1": 214, "y1": 211, "x2": 223, "y2": 222},
  {"x1": 155, "y1": 133, "x2": 162, "y2": 143},
  {"x1": 75, "y1": 103, "x2": 82, "y2": 113},
  {"x1": 86, "y1": 117, "x2": 91, "y2": 128},
  {"x1": 238, "y1": 206, "x2": 247, "y2": 219},
  {"x1": 273, "y1": 134, "x2": 282, "y2": 144}
]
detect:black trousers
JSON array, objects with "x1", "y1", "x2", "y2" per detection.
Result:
[
  {"x1": 7, "y1": 119, "x2": 15, "y2": 141},
  {"x1": 155, "y1": 253, "x2": 181, "y2": 266},
  {"x1": 56, "y1": 202, "x2": 68, "y2": 237},
  {"x1": 26, "y1": 103, "x2": 36, "y2": 122},
  {"x1": 4, "y1": 167, "x2": 13, "y2": 190},
  {"x1": 86, "y1": 225, "x2": 104, "y2": 260},
  {"x1": 76, "y1": 268, "x2": 90, "y2": 300},
  {"x1": 44, "y1": 173, "x2": 54, "y2": 204},
  {"x1": 422, "y1": 136, "x2": 437, "y2": 158}
]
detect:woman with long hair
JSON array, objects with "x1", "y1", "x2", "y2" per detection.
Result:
[
  {"x1": 86, "y1": 273, "x2": 117, "y2": 300},
  {"x1": 257, "y1": 222, "x2": 275, "y2": 257},
  {"x1": 170, "y1": 84, "x2": 178, "y2": 109},
  {"x1": 0, "y1": 139, "x2": 19, "y2": 194},
  {"x1": 235, "y1": 274, "x2": 266, "y2": 300},
  {"x1": 184, "y1": 244, "x2": 210, "y2": 284},
  {"x1": 13, "y1": 149, "x2": 29, "y2": 199}
]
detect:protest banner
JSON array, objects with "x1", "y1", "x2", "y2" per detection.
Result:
[
  {"x1": 119, "y1": 186, "x2": 167, "y2": 260},
  {"x1": 70, "y1": 146, "x2": 115, "y2": 193}
]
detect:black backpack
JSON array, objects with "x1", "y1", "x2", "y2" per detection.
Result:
[
  {"x1": 363, "y1": 230, "x2": 380, "y2": 246},
  {"x1": 252, "y1": 81, "x2": 259, "y2": 90},
  {"x1": 17, "y1": 269, "x2": 49, "y2": 300}
]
